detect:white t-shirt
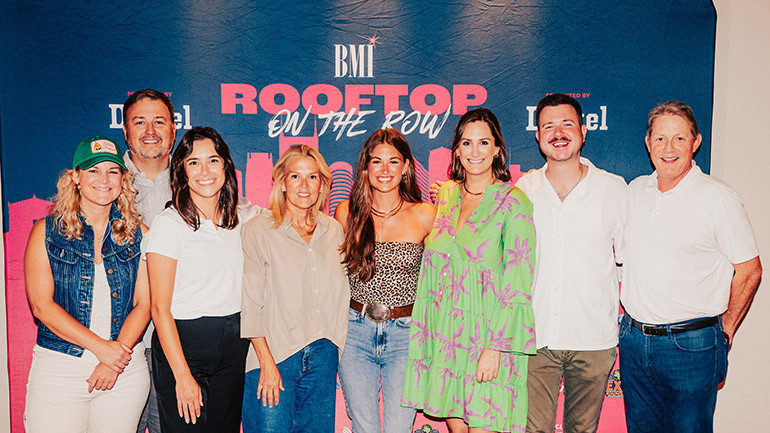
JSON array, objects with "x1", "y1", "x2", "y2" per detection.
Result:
[
  {"x1": 621, "y1": 163, "x2": 759, "y2": 324},
  {"x1": 144, "y1": 203, "x2": 257, "y2": 320},
  {"x1": 517, "y1": 157, "x2": 626, "y2": 350}
]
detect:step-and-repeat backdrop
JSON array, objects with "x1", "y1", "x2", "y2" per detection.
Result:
[{"x1": 2, "y1": 1, "x2": 715, "y2": 432}]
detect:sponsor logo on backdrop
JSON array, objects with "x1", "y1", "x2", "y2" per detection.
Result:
[
  {"x1": 525, "y1": 93, "x2": 609, "y2": 132},
  {"x1": 108, "y1": 91, "x2": 192, "y2": 131},
  {"x1": 606, "y1": 368, "x2": 622, "y2": 397},
  {"x1": 414, "y1": 424, "x2": 441, "y2": 433},
  {"x1": 334, "y1": 32, "x2": 381, "y2": 78}
]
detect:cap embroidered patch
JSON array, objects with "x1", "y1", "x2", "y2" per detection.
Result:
[{"x1": 91, "y1": 139, "x2": 118, "y2": 154}]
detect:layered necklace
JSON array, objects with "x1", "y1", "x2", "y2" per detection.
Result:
[{"x1": 371, "y1": 198, "x2": 403, "y2": 221}]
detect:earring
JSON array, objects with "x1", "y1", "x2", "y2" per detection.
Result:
[
  {"x1": 281, "y1": 187, "x2": 286, "y2": 192},
  {"x1": 401, "y1": 173, "x2": 407, "y2": 182},
  {"x1": 494, "y1": 153, "x2": 500, "y2": 158},
  {"x1": 75, "y1": 183, "x2": 80, "y2": 190}
]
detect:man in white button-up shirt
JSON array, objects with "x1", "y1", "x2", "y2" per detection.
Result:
[
  {"x1": 517, "y1": 94, "x2": 626, "y2": 433},
  {"x1": 619, "y1": 101, "x2": 762, "y2": 433}
]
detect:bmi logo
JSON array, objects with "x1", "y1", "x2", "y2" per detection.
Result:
[{"x1": 334, "y1": 33, "x2": 380, "y2": 78}]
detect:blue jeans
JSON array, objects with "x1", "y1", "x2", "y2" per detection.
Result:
[
  {"x1": 618, "y1": 314, "x2": 728, "y2": 433},
  {"x1": 338, "y1": 308, "x2": 416, "y2": 433},
  {"x1": 242, "y1": 338, "x2": 338, "y2": 433}
]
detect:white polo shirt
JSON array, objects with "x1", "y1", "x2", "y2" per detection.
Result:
[
  {"x1": 517, "y1": 158, "x2": 626, "y2": 350},
  {"x1": 621, "y1": 163, "x2": 759, "y2": 324}
]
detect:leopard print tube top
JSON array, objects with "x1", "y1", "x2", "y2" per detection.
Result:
[{"x1": 348, "y1": 241, "x2": 424, "y2": 307}]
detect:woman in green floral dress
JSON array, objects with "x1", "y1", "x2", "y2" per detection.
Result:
[{"x1": 402, "y1": 108, "x2": 536, "y2": 433}]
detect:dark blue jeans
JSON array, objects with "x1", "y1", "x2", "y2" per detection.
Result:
[
  {"x1": 618, "y1": 314, "x2": 728, "y2": 433},
  {"x1": 242, "y1": 338, "x2": 338, "y2": 433}
]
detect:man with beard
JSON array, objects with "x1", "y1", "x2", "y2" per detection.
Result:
[{"x1": 122, "y1": 88, "x2": 176, "y2": 433}]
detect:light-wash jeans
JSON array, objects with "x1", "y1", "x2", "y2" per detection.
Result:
[
  {"x1": 25, "y1": 343, "x2": 149, "y2": 433},
  {"x1": 338, "y1": 308, "x2": 416, "y2": 433}
]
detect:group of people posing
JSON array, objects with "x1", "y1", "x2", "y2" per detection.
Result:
[{"x1": 23, "y1": 88, "x2": 761, "y2": 433}]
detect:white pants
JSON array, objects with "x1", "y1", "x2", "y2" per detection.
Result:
[{"x1": 25, "y1": 343, "x2": 150, "y2": 433}]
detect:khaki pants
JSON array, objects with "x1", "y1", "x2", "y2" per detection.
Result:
[{"x1": 526, "y1": 347, "x2": 616, "y2": 433}]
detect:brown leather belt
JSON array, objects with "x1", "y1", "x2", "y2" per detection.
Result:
[{"x1": 350, "y1": 299, "x2": 413, "y2": 322}]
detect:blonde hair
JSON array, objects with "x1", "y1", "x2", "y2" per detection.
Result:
[
  {"x1": 268, "y1": 145, "x2": 332, "y2": 228},
  {"x1": 49, "y1": 168, "x2": 142, "y2": 245}
]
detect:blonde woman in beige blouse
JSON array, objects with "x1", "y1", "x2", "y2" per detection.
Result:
[{"x1": 240, "y1": 144, "x2": 349, "y2": 433}]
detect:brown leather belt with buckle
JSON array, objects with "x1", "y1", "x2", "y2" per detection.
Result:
[{"x1": 350, "y1": 299, "x2": 413, "y2": 322}]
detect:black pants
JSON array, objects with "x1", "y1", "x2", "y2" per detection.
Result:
[{"x1": 152, "y1": 313, "x2": 249, "y2": 433}]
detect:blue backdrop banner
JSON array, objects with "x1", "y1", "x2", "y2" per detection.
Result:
[{"x1": 1, "y1": 1, "x2": 716, "y2": 432}]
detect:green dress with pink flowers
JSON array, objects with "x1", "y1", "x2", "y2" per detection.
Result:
[{"x1": 402, "y1": 181, "x2": 536, "y2": 432}]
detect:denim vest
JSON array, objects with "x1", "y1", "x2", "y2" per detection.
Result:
[{"x1": 38, "y1": 203, "x2": 142, "y2": 357}]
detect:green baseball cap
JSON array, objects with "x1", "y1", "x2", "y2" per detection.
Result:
[{"x1": 72, "y1": 136, "x2": 127, "y2": 170}]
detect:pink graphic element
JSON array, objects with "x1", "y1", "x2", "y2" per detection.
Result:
[
  {"x1": 329, "y1": 161, "x2": 353, "y2": 217},
  {"x1": 4, "y1": 196, "x2": 54, "y2": 433},
  {"x1": 235, "y1": 168, "x2": 243, "y2": 195},
  {"x1": 244, "y1": 152, "x2": 274, "y2": 208},
  {"x1": 334, "y1": 374, "x2": 449, "y2": 433},
  {"x1": 278, "y1": 117, "x2": 319, "y2": 156},
  {"x1": 429, "y1": 147, "x2": 451, "y2": 187},
  {"x1": 414, "y1": 159, "x2": 430, "y2": 203},
  {"x1": 509, "y1": 163, "x2": 523, "y2": 184}
]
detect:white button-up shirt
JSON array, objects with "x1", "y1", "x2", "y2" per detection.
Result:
[
  {"x1": 517, "y1": 158, "x2": 626, "y2": 350},
  {"x1": 621, "y1": 163, "x2": 759, "y2": 324}
]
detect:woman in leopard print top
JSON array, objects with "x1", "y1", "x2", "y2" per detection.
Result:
[{"x1": 334, "y1": 129, "x2": 435, "y2": 433}]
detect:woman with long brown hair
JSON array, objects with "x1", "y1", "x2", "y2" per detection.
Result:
[
  {"x1": 335, "y1": 128, "x2": 435, "y2": 433},
  {"x1": 401, "y1": 108, "x2": 536, "y2": 433},
  {"x1": 146, "y1": 127, "x2": 256, "y2": 433}
]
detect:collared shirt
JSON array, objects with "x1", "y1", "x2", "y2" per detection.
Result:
[
  {"x1": 621, "y1": 162, "x2": 759, "y2": 324},
  {"x1": 125, "y1": 151, "x2": 171, "y2": 348},
  {"x1": 241, "y1": 211, "x2": 350, "y2": 372},
  {"x1": 123, "y1": 151, "x2": 171, "y2": 227},
  {"x1": 517, "y1": 157, "x2": 626, "y2": 350}
]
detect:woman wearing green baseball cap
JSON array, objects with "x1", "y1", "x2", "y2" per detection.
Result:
[{"x1": 24, "y1": 136, "x2": 151, "y2": 432}]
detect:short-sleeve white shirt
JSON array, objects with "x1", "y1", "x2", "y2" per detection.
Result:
[
  {"x1": 621, "y1": 163, "x2": 759, "y2": 324},
  {"x1": 517, "y1": 157, "x2": 626, "y2": 350},
  {"x1": 144, "y1": 204, "x2": 257, "y2": 320}
]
